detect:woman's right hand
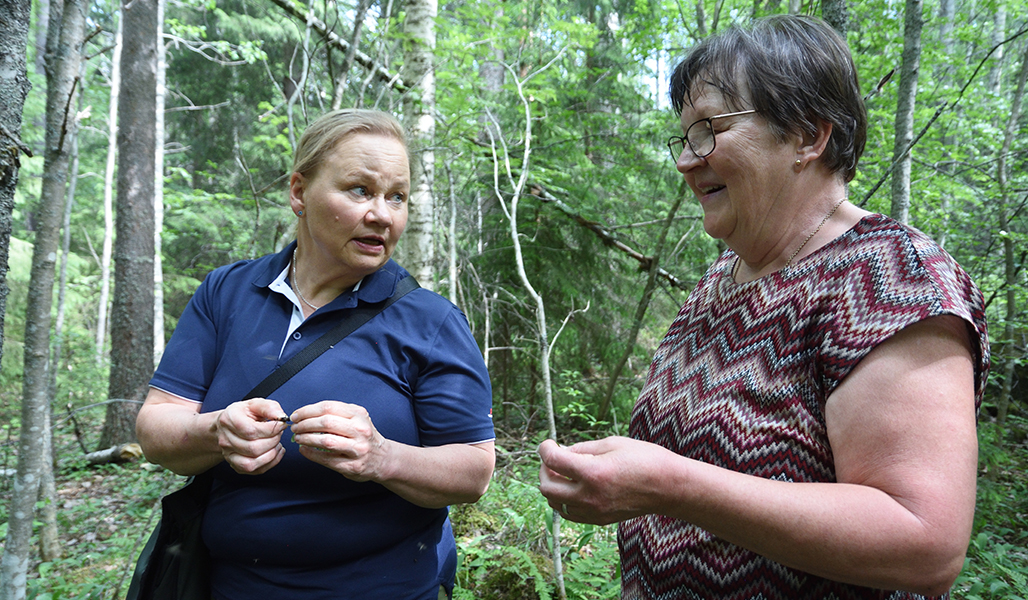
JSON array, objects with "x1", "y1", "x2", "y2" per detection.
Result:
[{"x1": 216, "y1": 399, "x2": 291, "y2": 475}]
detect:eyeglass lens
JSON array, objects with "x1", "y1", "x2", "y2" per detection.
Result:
[
  {"x1": 687, "y1": 120, "x2": 715, "y2": 157},
  {"x1": 667, "y1": 121, "x2": 716, "y2": 161}
]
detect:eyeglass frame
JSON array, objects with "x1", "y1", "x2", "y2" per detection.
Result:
[{"x1": 667, "y1": 109, "x2": 758, "y2": 161}]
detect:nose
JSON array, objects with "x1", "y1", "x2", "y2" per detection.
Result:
[
  {"x1": 365, "y1": 195, "x2": 394, "y2": 226},
  {"x1": 675, "y1": 147, "x2": 704, "y2": 174}
]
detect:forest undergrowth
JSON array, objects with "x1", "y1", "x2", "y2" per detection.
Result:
[{"x1": 0, "y1": 405, "x2": 1025, "y2": 600}]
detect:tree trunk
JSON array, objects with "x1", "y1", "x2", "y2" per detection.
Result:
[
  {"x1": 488, "y1": 60, "x2": 568, "y2": 600},
  {"x1": 0, "y1": 0, "x2": 32, "y2": 371},
  {"x1": 154, "y1": 0, "x2": 167, "y2": 364},
  {"x1": 993, "y1": 40, "x2": 1028, "y2": 446},
  {"x1": 101, "y1": 0, "x2": 158, "y2": 449},
  {"x1": 399, "y1": 0, "x2": 437, "y2": 289},
  {"x1": 40, "y1": 79, "x2": 83, "y2": 563},
  {"x1": 331, "y1": 0, "x2": 371, "y2": 110},
  {"x1": 96, "y1": 15, "x2": 120, "y2": 363},
  {"x1": 598, "y1": 182, "x2": 687, "y2": 422},
  {"x1": 935, "y1": 0, "x2": 956, "y2": 248},
  {"x1": 821, "y1": 0, "x2": 849, "y2": 36},
  {"x1": 0, "y1": 0, "x2": 87, "y2": 597},
  {"x1": 889, "y1": 0, "x2": 922, "y2": 224}
]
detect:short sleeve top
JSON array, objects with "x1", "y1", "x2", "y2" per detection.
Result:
[
  {"x1": 618, "y1": 214, "x2": 989, "y2": 600},
  {"x1": 150, "y1": 242, "x2": 494, "y2": 599}
]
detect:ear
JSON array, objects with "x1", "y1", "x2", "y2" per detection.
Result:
[
  {"x1": 289, "y1": 172, "x2": 306, "y2": 216},
  {"x1": 795, "y1": 119, "x2": 833, "y2": 168}
]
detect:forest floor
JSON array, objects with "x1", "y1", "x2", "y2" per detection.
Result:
[{"x1": 1, "y1": 428, "x2": 1026, "y2": 600}]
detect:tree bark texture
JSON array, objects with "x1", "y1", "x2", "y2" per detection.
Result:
[
  {"x1": 0, "y1": 0, "x2": 87, "y2": 597},
  {"x1": 97, "y1": 16, "x2": 120, "y2": 362},
  {"x1": 994, "y1": 41, "x2": 1028, "y2": 441},
  {"x1": 889, "y1": 0, "x2": 922, "y2": 224},
  {"x1": 154, "y1": 0, "x2": 166, "y2": 364},
  {"x1": 0, "y1": 0, "x2": 32, "y2": 370},
  {"x1": 398, "y1": 0, "x2": 438, "y2": 289},
  {"x1": 102, "y1": 0, "x2": 158, "y2": 449}
]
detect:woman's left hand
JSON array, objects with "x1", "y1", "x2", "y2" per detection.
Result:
[{"x1": 289, "y1": 401, "x2": 388, "y2": 482}]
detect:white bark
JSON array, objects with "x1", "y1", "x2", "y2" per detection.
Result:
[
  {"x1": 399, "y1": 0, "x2": 437, "y2": 289},
  {"x1": 154, "y1": 0, "x2": 166, "y2": 364},
  {"x1": 96, "y1": 16, "x2": 121, "y2": 363},
  {"x1": 486, "y1": 51, "x2": 569, "y2": 600},
  {"x1": 889, "y1": 0, "x2": 922, "y2": 224},
  {"x1": 1, "y1": 0, "x2": 87, "y2": 596}
]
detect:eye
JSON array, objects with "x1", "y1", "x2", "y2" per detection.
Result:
[
  {"x1": 387, "y1": 192, "x2": 406, "y2": 206},
  {"x1": 349, "y1": 186, "x2": 369, "y2": 197}
]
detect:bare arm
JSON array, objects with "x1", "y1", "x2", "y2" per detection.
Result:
[
  {"x1": 539, "y1": 315, "x2": 977, "y2": 596},
  {"x1": 136, "y1": 387, "x2": 290, "y2": 476},
  {"x1": 291, "y1": 401, "x2": 495, "y2": 508}
]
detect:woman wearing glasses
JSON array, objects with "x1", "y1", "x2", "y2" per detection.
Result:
[{"x1": 539, "y1": 15, "x2": 987, "y2": 600}]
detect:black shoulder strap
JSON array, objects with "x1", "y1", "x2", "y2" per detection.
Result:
[{"x1": 244, "y1": 275, "x2": 420, "y2": 400}]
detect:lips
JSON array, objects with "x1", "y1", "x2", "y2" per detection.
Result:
[{"x1": 353, "y1": 235, "x2": 386, "y2": 250}]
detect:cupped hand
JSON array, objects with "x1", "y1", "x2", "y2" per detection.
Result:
[
  {"x1": 538, "y1": 436, "x2": 679, "y2": 525},
  {"x1": 216, "y1": 398, "x2": 290, "y2": 475},
  {"x1": 289, "y1": 401, "x2": 389, "y2": 482}
]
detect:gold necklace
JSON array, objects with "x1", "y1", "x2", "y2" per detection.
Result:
[
  {"x1": 291, "y1": 249, "x2": 323, "y2": 310},
  {"x1": 785, "y1": 197, "x2": 847, "y2": 267}
]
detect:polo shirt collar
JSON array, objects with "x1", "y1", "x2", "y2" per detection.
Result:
[{"x1": 254, "y1": 241, "x2": 407, "y2": 309}]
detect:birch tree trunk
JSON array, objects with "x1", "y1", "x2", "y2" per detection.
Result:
[
  {"x1": 399, "y1": 0, "x2": 437, "y2": 289},
  {"x1": 936, "y1": 0, "x2": 956, "y2": 248},
  {"x1": 994, "y1": 41, "x2": 1028, "y2": 445},
  {"x1": 96, "y1": 16, "x2": 120, "y2": 363},
  {"x1": 154, "y1": 0, "x2": 166, "y2": 363},
  {"x1": 0, "y1": 0, "x2": 32, "y2": 370},
  {"x1": 0, "y1": 0, "x2": 87, "y2": 596},
  {"x1": 487, "y1": 55, "x2": 569, "y2": 600},
  {"x1": 100, "y1": 0, "x2": 158, "y2": 448},
  {"x1": 889, "y1": 0, "x2": 922, "y2": 224},
  {"x1": 40, "y1": 82, "x2": 84, "y2": 562}
]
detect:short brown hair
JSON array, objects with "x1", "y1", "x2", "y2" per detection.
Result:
[{"x1": 669, "y1": 15, "x2": 866, "y2": 182}]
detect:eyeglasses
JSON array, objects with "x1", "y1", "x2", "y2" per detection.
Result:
[{"x1": 667, "y1": 109, "x2": 757, "y2": 161}]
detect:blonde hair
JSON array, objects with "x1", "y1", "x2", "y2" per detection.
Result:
[{"x1": 292, "y1": 109, "x2": 408, "y2": 179}]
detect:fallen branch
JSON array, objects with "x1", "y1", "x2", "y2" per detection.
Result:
[{"x1": 83, "y1": 443, "x2": 143, "y2": 465}]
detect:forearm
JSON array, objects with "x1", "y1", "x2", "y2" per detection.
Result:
[
  {"x1": 136, "y1": 401, "x2": 224, "y2": 476},
  {"x1": 374, "y1": 441, "x2": 494, "y2": 509},
  {"x1": 654, "y1": 456, "x2": 971, "y2": 596}
]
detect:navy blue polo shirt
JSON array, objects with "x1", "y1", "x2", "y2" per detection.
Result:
[{"x1": 150, "y1": 242, "x2": 494, "y2": 600}]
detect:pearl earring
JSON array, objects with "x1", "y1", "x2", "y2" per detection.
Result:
[{"x1": 795, "y1": 159, "x2": 802, "y2": 168}]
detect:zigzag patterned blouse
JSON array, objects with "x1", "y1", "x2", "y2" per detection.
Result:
[{"x1": 619, "y1": 213, "x2": 989, "y2": 600}]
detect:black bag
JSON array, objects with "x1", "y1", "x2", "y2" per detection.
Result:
[{"x1": 125, "y1": 275, "x2": 419, "y2": 600}]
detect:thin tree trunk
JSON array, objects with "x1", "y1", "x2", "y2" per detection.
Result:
[
  {"x1": 889, "y1": 0, "x2": 923, "y2": 224},
  {"x1": 154, "y1": 0, "x2": 167, "y2": 364},
  {"x1": 331, "y1": 0, "x2": 371, "y2": 110},
  {"x1": 598, "y1": 182, "x2": 687, "y2": 422},
  {"x1": 0, "y1": 0, "x2": 87, "y2": 596},
  {"x1": 40, "y1": 80, "x2": 83, "y2": 563},
  {"x1": 993, "y1": 40, "x2": 1028, "y2": 448},
  {"x1": 936, "y1": 0, "x2": 956, "y2": 248},
  {"x1": 487, "y1": 55, "x2": 569, "y2": 600},
  {"x1": 101, "y1": 0, "x2": 158, "y2": 449},
  {"x1": 399, "y1": 0, "x2": 437, "y2": 289},
  {"x1": 97, "y1": 16, "x2": 121, "y2": 363}
]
